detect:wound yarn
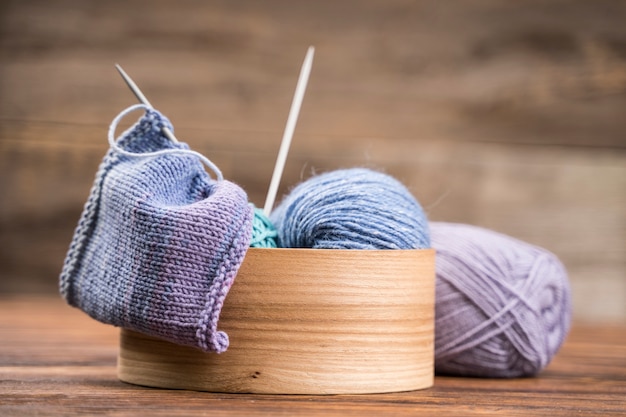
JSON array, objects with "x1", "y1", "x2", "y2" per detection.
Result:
[
  {"x1": 250, "y1": 206, "x2": 278, "y2": 248},
  {"x1": 60, "y1": 105, "x2": 253, "y2": 353},
  {"x1": 270, "y1": 168, "x2": 430, "y2": 249},
  {"x1": 431, "y1": 222, "x2": 571, "y2": 377}
]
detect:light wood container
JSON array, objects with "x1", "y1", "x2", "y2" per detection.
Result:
[{"x1": 118, "y1": 248, "x2": 436, "y2": 394}]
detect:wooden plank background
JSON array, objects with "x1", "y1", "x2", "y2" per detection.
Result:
[{"x1": 0, "y1": 0, "x2": 624, "y2": 322}]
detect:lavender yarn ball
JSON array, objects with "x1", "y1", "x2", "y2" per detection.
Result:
[
  {"x1": 431, "y1": 222, "x2": 572, "y2": 377},
  {"x1": 270, "y1": 168, "x2": 430, "y2": 249}
]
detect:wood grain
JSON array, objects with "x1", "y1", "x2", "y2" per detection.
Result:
[
  {"x1": 118, "y1": 248, "x2": 435, "y2": 394},
  {"x1": 0, "y1": 1, "x2": 625, "y2": 321},
  {"x1": 1, "y1": 296, "x2": 625, "y2": 416}
]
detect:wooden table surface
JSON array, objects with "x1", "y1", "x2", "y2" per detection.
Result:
[{"x1": 1, "y1": 297, "x2": 625, "y2": 416}]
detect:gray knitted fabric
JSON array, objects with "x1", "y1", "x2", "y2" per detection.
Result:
[{"x1": 60, "y1": 106, "x2": 253, "y2": 353}]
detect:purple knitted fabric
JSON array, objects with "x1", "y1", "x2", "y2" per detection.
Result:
[
  {"x1": 60, "y1": 107, "x2": 253, "y2": 353},
  {"x1": 431, "y1": 222, "x2": 571, "y2": 377}
]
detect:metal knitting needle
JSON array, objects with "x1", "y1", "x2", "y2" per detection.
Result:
[
  {"x1": 263, "y1": 46, "x2": 315, "y2": 216},
  {"x1": 114, "y1": 64, "x2": 179, "y2": 144}
]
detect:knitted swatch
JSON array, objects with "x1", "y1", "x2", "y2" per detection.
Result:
[{"x1": 60, "y1": 106, "x2": 253, "y2": 353}]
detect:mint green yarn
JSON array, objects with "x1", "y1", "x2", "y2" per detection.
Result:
[{"x1": 250, "y1": 206, "x2": 278, "y2": 248}]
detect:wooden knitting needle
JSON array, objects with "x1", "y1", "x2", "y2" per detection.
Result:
[
  {"x1": 263, "y1": 46, "x2": 315, "y2": 216},
  {"x1": 114, "y1": 64, "x2": 180, "y2": 144}
]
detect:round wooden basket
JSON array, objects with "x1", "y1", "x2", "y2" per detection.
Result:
[{"x1": 118, "y1": 248, "x2": 436, "y2": 394}]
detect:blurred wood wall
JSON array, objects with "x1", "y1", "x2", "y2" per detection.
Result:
[{"x1": 1, "y1": 0, "x2": 624, "y2": 322}]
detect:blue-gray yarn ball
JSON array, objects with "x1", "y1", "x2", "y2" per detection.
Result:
[{"x1": 270, "y1": 168, "x2": 430, "y2": 249}]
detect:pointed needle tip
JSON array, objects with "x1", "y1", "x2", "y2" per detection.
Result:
[
  {"x1": 113, "y1": 64, "x2": 152, "y2": 108},
  {"x1": 112, "y1": 64, "x2": 179, "y2": 143},
  {"x1": 114, "y1": 63, "x2": 125, "y2": 76}
]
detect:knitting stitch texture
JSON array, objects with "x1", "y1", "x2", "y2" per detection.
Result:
[
  {"x1": 270, "y1": 168, "x2": 430, "y2": 249},
  {"x1": 60, "y1": 107, "x2": 253, "y2": 353}
]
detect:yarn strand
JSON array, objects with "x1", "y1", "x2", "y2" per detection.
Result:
[{"x1": 107, "y1": 104, "x2": 224, "y2": 181}]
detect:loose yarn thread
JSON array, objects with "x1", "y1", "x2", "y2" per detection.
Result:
[
  {"x1": 108, "y1": 104, "x2": 224, "y2": 181},
  {"x1": 270, "y1": 168, "x2": 430, "y2": 249},
  {"x1": 430, "y1": 222, "x2": 571, "y2": 377}
]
